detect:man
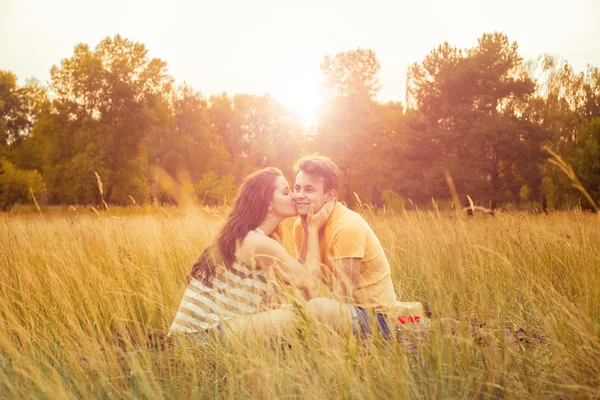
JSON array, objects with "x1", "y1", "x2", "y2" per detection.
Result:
[{"x1": 292, "y1": 154, "x2": 405, "y2": 339}]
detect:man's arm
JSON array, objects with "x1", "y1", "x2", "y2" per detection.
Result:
[
  {"x1": 333, "y1": 257, "x2": 362, "y2": 301},
  {"x1": 329, "y1": 221, "x2": 367, "y2": 301}
]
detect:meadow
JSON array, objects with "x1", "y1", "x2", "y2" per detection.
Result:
[{"x1": 0, "y1": 206, "x2": 599, "y2": 399}]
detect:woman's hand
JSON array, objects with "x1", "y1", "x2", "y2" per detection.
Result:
[{"x1": 306, "y1": 201, "x2": 335, "y2": 232}]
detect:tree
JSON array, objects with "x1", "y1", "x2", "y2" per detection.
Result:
[
  {"x1": 194, "y1": 170, "x2": 236, "y2": 205},
  {"x1": 208, "y1": 93, "x2": 303, "y2": 183},
  {"x1": 0, "y1": 157, "x2": 45, "y2": 211},
  {"x1": 0, "y1": 72, "x2": 44, "y2": 148},
  {"x1": 320, "y1": 48, "x2": 381, "y2": 101},
  {"x1": 527, "y1": 56, "x2": 600, "y2": 209},
  {"x1": 522, "y1": 58, "x2": 578, "y2": 208},
  {"x1": 569, "y1": 118, "x2": 600, "y2": 209},
  {"x1": 0, "y1": 71, "x2": 28, "y2": 147},
  {"x1": 407, "y1": 32, "x2": 550, "y2": 207},
  {"x1": 7, "y1": 79, "x2": 49, "y2": 173},
  {"x1": 145, "y1": 84, "x2": 215, "y2": 204},
  {"x1": 41, "y1": 35, "x2": 173, "y2": 204},
  {"x1": 314, "y1": 48, "x2": 384, "y2": 204}
]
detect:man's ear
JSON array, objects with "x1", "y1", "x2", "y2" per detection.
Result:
[{"x1": 326, "y1": 189, "x2": 337, "y2": 202}]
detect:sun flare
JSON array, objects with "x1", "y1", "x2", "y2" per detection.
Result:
[{"x1": 274, "y1": 79, "x2": 321, "y2": 128}]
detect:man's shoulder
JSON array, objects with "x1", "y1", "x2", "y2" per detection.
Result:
[
  {"x1": 332, "y1": 204, "x2": 370, "y2": 230},
  {"x1": 326, "y1": 205, "x2": 372, "y2": 241}
]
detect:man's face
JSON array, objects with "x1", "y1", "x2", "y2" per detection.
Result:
[{"x1": 293, "y1": 171, "x2": 334, "y2": 216}]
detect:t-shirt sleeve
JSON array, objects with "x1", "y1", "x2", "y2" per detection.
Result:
[
  {"x1": 330, "y1": 221, "x2": 367, "y2": 260},
  {"x1": 292, "y1": 217, "x2": 304, "y2": 257}
]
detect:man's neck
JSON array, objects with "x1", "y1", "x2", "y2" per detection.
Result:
[{"x1": 319, "y1": 202, "x2": 341, "y2": 237}]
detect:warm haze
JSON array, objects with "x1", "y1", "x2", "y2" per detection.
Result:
[
  {"x1": 1, "y1": 0, "x2": 599, "y2": 124},
  {"x1": 2, "y1": 1, "x2": 600, "y2": 398}
]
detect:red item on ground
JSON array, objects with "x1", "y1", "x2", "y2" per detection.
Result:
[{"x1": 398, "y1": 315, "x2": 421, "y2": 324}]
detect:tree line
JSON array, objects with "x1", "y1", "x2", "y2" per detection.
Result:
[{"x1": 1, "y1": 32, "x2": 598, "y2": 212}]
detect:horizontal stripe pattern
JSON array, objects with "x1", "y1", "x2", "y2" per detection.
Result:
[
  {"x1": 188, "y1": 281, "x2": 255, "y2": 314},
  {"x1": 169, "y1": 262, "x2": 268, "y2": 335},
  {"x1": 222, "y1": 269, "x2": 268, "y2": 291}
]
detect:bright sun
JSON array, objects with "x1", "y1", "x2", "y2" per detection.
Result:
[{"x1": 274, "y1": 79, "x2": 321, "y2": 128}]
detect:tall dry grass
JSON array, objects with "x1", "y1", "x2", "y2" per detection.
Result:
[{"x1": 0, "y1": 208, "x2": 599, "y2": 399}]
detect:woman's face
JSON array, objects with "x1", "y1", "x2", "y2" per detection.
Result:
[{"x1": 270, "y1": 176, "x2": 297, "y2": 218}]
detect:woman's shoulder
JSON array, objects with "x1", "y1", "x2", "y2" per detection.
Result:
[
  {"x1": 237, "y1": 230, "x2": 285, "y2": 266},
  {"x1": 241, "y1": 230, "x2": 279, "y2": 252}
]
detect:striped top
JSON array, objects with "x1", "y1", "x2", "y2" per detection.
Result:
[{"x1": 168, "y1": 230, "x2": 273, "y2": 335}]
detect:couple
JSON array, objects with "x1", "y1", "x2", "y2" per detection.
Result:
[{"x1": 168, "y1": 155, "x2": 408, "y2": 342}]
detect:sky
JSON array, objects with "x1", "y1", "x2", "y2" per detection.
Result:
[{"x1": 1, "y1": 0, "x2": 599, "y2": 124}]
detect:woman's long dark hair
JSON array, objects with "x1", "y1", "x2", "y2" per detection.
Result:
[{"x1": 189, "y1": 167, "x2": 284, "y2": 282}]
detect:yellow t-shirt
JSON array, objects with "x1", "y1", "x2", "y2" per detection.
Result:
[{"x1": 293, "y1": 203, "x2": 399, "y2": 315}]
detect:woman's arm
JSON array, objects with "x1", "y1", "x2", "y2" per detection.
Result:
[
  {"x1": 303, "y1": 202, "x2": 333, "y2": 276},
  {"x1": 249, "y1": 238, "x2": 318, "y2": 293},
  {"x1": 245, "y1": 202, "x2": 334, "y2": 295},
  {"x1": 296, "y1": 216, "x2": 309, "y2": 263}
]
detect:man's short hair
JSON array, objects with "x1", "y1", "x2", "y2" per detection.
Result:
[{"x1": 293, "y1": 154, "x2": 340, "y2": 192}]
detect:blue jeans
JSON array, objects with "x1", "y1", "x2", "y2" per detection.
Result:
[{"x1": 348, "y1": 305, "x2": 392, "y2": 340}]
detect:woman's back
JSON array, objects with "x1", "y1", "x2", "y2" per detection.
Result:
[{"x1": 169, "y1": 230, "x2": 276, "y2": 335}]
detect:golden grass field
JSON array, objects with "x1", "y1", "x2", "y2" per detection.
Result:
[{"x1": 0, "y1": 206, "x2": 599, "y2": 399}]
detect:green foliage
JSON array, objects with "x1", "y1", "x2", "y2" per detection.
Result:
[
  {"x1": 41, "y1": 35, "x2": 172, "y2": 205},
  {"x1": 9, "y1": 134, "x2": 46, "y2": 171},
  {"x1": 194, "y1": 171, "x2": 236, "y2": 205},
  {"x1": 519, "y1": 184, "x2": 530, "y2": 205},
  {"x1": 42, "y1": 125, "x2": 109, "y2": 204},
  {"x1": 0, "y1": 158, "x2": 45, "y2": 211},
  {"x1": 320, "y1": 48, "x2": 381, "y2": 101},
  {"x1": 313, "y1": 48, "x2": 388, "y2": 205},
  {"x1": 146, "y1": 84, "x2": 212, "y2": 182},
  {"x1": 405, "y1": 32, "x2": 551, "y2": 207},
  {"x1": 208, "y1": 93, "x2": 303, "y2": 181},
  {"x1": 0, "y1": 71, "x2": 29, "y2": 146},
  {"x1": 0, "y1": 72, "x2": 47, "y2": 150},
  {"x1": 534, "y1": 60, "x2": 600, "y2": 210},
  {"x1": 380, "y1": 189, "x2": 405, "y2": 212},
  {"x1": 569, "y1": 118, "x2": 600, "y2": 209},
  {"x1": 108, "y1": 142, "x2": 150, "y2": 205},
  {"x1": 3, "y1": 34, "x2": 599, "y2": 211},
  {"x1": 542, "y1": 176, "x2": 558, "y2": 209}
]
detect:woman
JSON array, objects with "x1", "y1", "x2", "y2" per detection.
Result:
[{"x1": 168, "y1": 167, "x2": 333, "y2": 341}]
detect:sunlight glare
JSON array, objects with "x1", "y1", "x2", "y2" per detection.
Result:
[{"x1": 273, "y1": 79, "x2": 321, "y2": 128}]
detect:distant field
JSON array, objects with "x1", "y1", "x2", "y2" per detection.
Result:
[{"x1": 1, "y1": 208, "x2": 599, "y2": 399}]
